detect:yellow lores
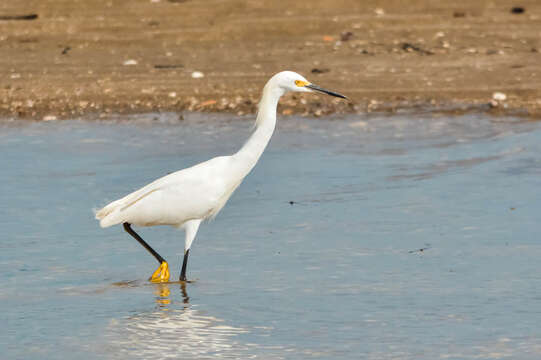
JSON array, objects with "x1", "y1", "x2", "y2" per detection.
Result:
[{"x1": 295, "y1": 80, "x2": 309, "y2": 87}]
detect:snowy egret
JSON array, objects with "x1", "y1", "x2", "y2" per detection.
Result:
[{"x1": 95, "y1": 71, "x2": 346, "y2": 282}]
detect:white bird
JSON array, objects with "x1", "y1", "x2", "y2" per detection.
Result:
[{"x1": 95, "y1": 71, "x2": 346, "y2": 282}]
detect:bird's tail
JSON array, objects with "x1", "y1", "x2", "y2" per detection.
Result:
[{"x1": 94, "y1": 199, "x2": 125, "y2": 228}]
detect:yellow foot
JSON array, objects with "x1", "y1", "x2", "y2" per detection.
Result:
[{"x1": 149, "y1": 261, "x2": 170, "y2": 283}]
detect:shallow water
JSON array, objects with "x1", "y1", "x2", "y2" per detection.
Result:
[{"x1": 1, "y1": 113, "x2": 541, "y2": 359}]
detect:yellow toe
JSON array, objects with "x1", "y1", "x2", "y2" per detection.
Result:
[{"x1": 149, "y1": 261, "x2": 170, "y2": 283}]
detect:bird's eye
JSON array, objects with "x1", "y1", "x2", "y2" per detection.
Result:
[{"x1": 295, "y1": 80, "x2": 308, "y2": 87}]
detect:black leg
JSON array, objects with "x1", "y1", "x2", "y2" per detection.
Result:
[
  {"x1": 123, "y1": 222, "x2": 165, "y2": 265},
  {"x1": 180, "y1": 249, "x2": 190, "y2": 281}
]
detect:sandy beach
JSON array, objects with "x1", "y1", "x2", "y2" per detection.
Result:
[{"x1": 1, "y1": 0, "x2": 540, "y2": 119}]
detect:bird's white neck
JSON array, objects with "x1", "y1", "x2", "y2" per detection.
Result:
[{"x1": 233, "y1": 81, "x2": 284, "y2": 177}]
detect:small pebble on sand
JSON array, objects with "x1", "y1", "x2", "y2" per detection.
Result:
[
  {"x1": 191, "y1": 71, "x2": 205, "y2": 79},
  {"x1": 492, "y1": 92, "x2": 507, "y2": 101},
  {"x1": 42, "y1": 115, "x2": 57, "y2": 121}
]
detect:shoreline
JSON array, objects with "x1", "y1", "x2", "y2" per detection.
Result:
[{"x1": 2, "y1": 96, "x2": 535, "y2": 122}]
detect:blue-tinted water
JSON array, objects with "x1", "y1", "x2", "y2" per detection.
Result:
[{"x1": 1, "y1": 113, "x2": 540, "y2": 359}]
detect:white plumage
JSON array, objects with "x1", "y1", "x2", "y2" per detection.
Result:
[
  {"x1": 95, "y1": 70, "x2": 346, "y2": 282},
  {"x1": 96, "y1": 156, "x2": 236, "y2": 228}
]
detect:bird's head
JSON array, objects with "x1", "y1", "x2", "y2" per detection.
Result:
[{"x1": 269, "y1": 71, "x2": 347, "y2": 99}]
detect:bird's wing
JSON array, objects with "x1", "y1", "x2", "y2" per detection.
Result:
[{"x1": 96, "y1": 156, "x2": 233, "y2": 227}]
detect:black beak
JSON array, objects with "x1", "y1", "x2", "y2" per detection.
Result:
[{"x1": 306, "y1": 84, "x2": 347, "y2": 99}]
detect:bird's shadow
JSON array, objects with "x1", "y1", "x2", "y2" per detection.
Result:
[
  {"x1": 111, "y1": 278, "x2": 197, "y2": 287},
  {"x1": 111, "y1": 279, "x2": 195, "y2": 307}
]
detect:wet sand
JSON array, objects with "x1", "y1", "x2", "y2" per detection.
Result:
[{"x1": 1, "y1": 0, "x2": 540, "y2": 119}]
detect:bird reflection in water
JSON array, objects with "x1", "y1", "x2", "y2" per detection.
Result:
[
  {"x1": 154, "y1": 282, "x2": 189, "y2": 308},
  {"x1": 105, "y1": 283, "x2": 252, "y2": 359},
  {"x1": 154, "y1": 283, "x2": 172, "y2": 307}
]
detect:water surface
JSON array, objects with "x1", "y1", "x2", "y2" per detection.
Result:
[{"x1": 1, "y1": 113, "x2": 540, "y2": 359}]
